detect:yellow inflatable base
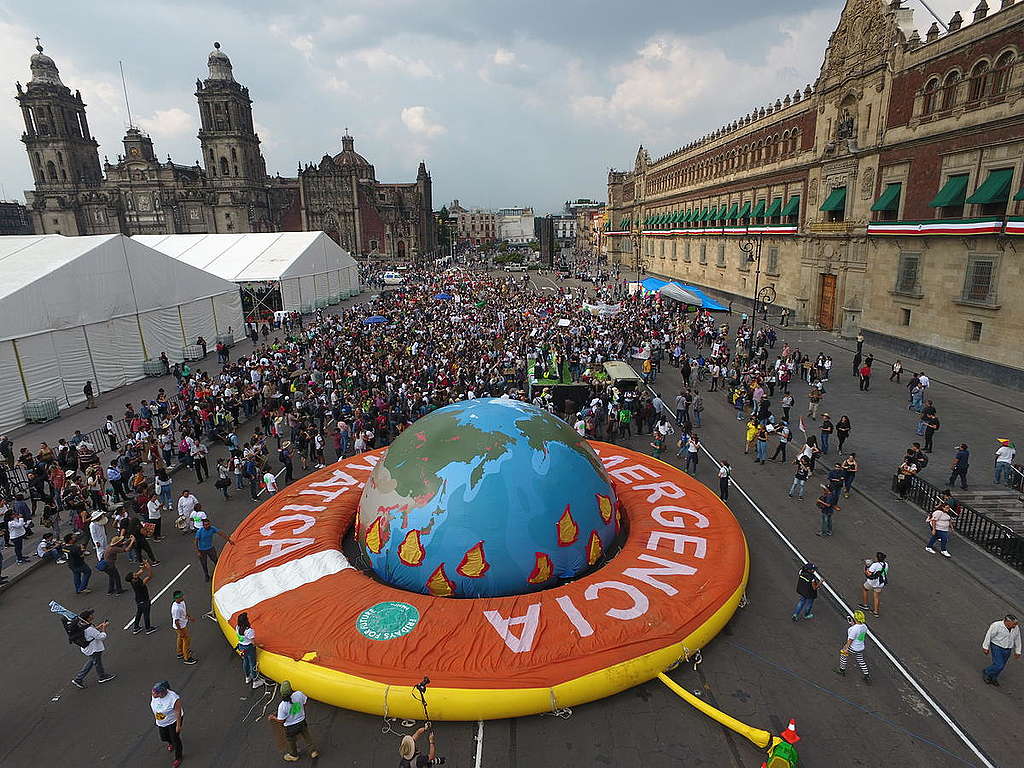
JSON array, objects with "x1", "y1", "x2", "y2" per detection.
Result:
[{"x1": 214, "y1": 552, "x2": 749, "y2": 721}]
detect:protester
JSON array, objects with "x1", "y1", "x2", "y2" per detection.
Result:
[
  {"x1": 268, "y1": 681, "x2": 320, "y2": 762},
  {"x1": 71, "y1": 609, "x2": 116, "y2": 688},
  {"x1": 835, "y1": 610, "x2": 871, "y2": 684},
  {"x1": 150, "y1": 681, "x2": 184, "y2": 767},
  {"x1": 792, "y1": 562, "x2": 820, "y2": 621},
  {"x1": 170, "y1": 590, "x2": 198, "y2": 665},
  {"x1": 127, "y1": 560, "x2": 158, "y2": 634},
  {"x1": 982, "y1": 615, "x2": 1021, "y2": 687},
  {"x1": 859, "y1": 553, "x2": 889, "y2": 617}
]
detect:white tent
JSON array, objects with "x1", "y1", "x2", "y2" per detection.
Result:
[
  {"x1": 0, "y1": 234, "x2": 243, "y2": 431},
  {"x1": 135, "y1": 232, "x2": 360, "y2": 316}
]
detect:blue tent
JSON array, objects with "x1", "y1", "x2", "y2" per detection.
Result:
[
  {"x1": 640, "y1": 277, "x2": 668, "y2": 292},
  {"x1": 672, "y1": 283, "x2": 728, "y2": 311},
  {"x1": 434, "y1": 292, "x2": 453, "y2": 300},
  {"x1": 362, "y1": 315, "x2": 388, "y2": 324}
]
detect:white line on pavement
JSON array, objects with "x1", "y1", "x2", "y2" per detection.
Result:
[
  {"x1": 643, "y1": 380, "x2": 996, "y2": 768},
  {"x1": 123, "y1": 564, "x2": 191, "y2": 630},
  {"x1": 474, "y1": 720, "x2": 484, "y2": 768}
]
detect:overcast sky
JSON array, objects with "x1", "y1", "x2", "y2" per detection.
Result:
[{"x1": 1, "y1": 0, "x2": 963, "y2": 214}]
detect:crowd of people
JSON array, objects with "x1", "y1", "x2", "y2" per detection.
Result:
[{"x1": 1, "y1": 258, "x2": 1021, "y2": 765}]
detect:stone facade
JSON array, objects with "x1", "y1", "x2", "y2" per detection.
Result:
[
  {"x1": 298, "y1": 134, "x2": 436, "y2": 261},
  {"x1": 605, "y1": 0, "x2": 1024, "y2": 384},
  {"x1": 448, "y1": 199, "x2": 498, "y2": 245},
  {"x1": 15, "y1": 41, "x2": 436, "y2": 259}
]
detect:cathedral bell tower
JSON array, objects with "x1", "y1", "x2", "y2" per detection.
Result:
[
  {"x1": 16, "y1": 39, "x2": 106, "y2": 234},
  {"x1": 195, "y1": 41, "x2": 271, "y2": 231}
]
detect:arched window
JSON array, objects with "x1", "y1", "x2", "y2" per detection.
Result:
[
  {"x1": 219, "y1": 156, "x2": 229, "y2": 176},
  {"x1": 208, "y1": 149, "x2": 216, "y2": 175},
  {"x1": 942, "y1": 71, "x2": 960, "y2": 109},
  {"x1": 46, "y1": 160, "x2": 58, "y2": 182},
  {"x1": 234, "y1": 164, "x2": 239, "y2": 176},
  {"x1": 922, "y1": 77, "x2": 940, "y2": 115},
  {"x1": 991, "y1": 51, "x2": 1016, "y2": 96},
  {"x1": 60, "y1": 167, "x2": 67, "y2": 182},
  {"x1": 230, "y1": 147, "x2": 237, "y2": 161},
  {"x1": 968, "y1": 60, "x2": 990, "y2": 101}
]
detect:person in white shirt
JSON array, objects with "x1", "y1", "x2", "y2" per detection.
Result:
[
  {"x1": 150, "y1": 681, "x2": 184, "y2": 766},
  {"x1": 835, "y1": 610, "x2": 871, "y2": 683},
  {"x1": 71, "y1": 609, "x2": 116, "y2": 687},
  {"x1": 925, "y1": 505, "x2": 953, "y2": 557},
  {"x1": 994, "y1": 440, "x2": 1017, "y2": 485},
  {"x1": 982, "y1": 614, "x2": 1021, "y2": 686},
  {"x1": 176, "y1": 490, "x2": 198, "y2": 528},
  {"x1": 146, "y1": 497, "x2": 164, "y2": 540},
  {"x1": 268, "y1": 681, "x2": 319, "y2": 761},
  {"x1": 88, "y1": 511, "x2": 108, "y2": 561},
  {"x1": 858, "y1": 553, "x2": 890, "y2": 615},
  {"x1": 263, "y1": 469, "x2": 278, "y2": 495},
  {"x1": 171, "y1": 591, "x2": 197, "y2": 664}
]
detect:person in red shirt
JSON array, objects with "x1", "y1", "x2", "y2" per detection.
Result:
[{"x1": 858, "y1": 362, "x2": 872, "y2": 392}]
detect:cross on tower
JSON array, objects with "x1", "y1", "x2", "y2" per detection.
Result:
[{"x1": 34, "y1": 36, "x2": 42, "y2": 52}]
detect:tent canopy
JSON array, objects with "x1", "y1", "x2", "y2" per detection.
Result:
[{"x1": 657, "y1": 283, "x2": 704, "y2": 305}]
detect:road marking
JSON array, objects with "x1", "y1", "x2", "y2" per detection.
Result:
[
  {"x1": 643, "y1": 379, "x2": 997, "y2": 768},
  {"x1": 123, "y1": 564, "x2": 190, "y2": 630},
  {"x1": 256, "y1": 467, "x2": 288, "y2": 498},
  {"x1": 474, "y1": 719, "x2": 484, "y2": 768}
]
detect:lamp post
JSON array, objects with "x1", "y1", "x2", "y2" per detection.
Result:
[
  {"x1": 631, "y1": 219, "x2": 645, "y2": 287},
  {"x1": 738, "y1": 232, "x2": 775, "y2": 359}
]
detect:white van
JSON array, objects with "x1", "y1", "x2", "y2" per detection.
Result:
[{"x1": 382, "y1": 271, "x2": 404, "y2": 285}]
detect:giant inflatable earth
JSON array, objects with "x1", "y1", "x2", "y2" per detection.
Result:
[{"x1": 356, "y1": 398, "x2": 619, "y2": 597}]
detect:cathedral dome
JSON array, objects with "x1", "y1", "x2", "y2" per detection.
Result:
[
  {"x1": 207, "y1": 41, "x2": 235, "y2": 82},
  {"x1": 29, "y1": 42, "x2": 63, "y2": 86},
  {"x1": 332, "y1": 133, "x2": 371, "y2": 167}
]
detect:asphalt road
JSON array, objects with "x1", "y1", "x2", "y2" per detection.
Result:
[{"x1": 1, "y1": 268, "x2": 1021, "y2": 768}]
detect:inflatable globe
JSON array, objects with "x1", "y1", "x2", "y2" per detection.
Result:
[{"x1": 356, "y1": 398, "x2": 619, "y2": 597}]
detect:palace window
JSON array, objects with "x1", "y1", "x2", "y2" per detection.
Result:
[
  {"x1": 901, "y1": 308, "x2": 912, "y2": 326},
  {"x1": 684, "y1": 242, "x2": 691, "y2": 262},
  {"x1": 716, "y1": 243, "x2": 726, "y2": 267},
  {"x1": 894, "y1": 252, "x2": 921, "y2": 296},
  {"x1": 942, "y1": 71, "x2": 961, "y2": 109},
  {"x1": 870, "y1": 182, "x2": 902, "y2": 222},
  {"x1": 928, "y1": 174, "x2": 968, "y2": 218},
  {"x1": 991, "y1": 51, "x2": 1016, "y2": 96},
  {"x1": 922, "y1": 78, "x2": 940, "y2": 115},
  {"x1": 767, "y1": 247, "x2": 780, "y2": 275},
  {"x1": 968, "y1": 60, "x2": 991, "y2": 102},
  {"x1": 819, "y1": 187, "x2": 846, "y2": 223},
  {"x1": 961, "y1": 255, "x2": 998, "y2": 305},
  {"x1": 699, "y1": 244, "x2": 707, "y2": 264},
  {"x1": 966, "y1": 167, "x2": 1014, "y2": 216},
  {"x1": 968, "y1": 321, "x2": 983, "y2": 342}
]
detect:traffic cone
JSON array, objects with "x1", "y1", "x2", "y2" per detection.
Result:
[{"x1": 780, "y1": 718, "x2": 800, "y2": 744}]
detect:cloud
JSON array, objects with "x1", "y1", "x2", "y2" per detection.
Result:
[
  {"x1": 493, "y1": 48, "x2": 516, "y2": 65},
  {"x1": 137, "y1": 107, "x2": 195, "y2": 138},
  {"x1": 344, "y1": 48, "x2": 437, "y2": 79},
  {"x1": 400, "y1": 106, "x2": 446, "y2": 138},
  {"x1": 290, "y1": 34, "x2": 314, "y2": 57}
]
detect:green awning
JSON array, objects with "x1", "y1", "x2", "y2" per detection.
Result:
[
  {"x1": 966, "y1": 168, "x2": 1014, "y2": 205},
  {"x1": 870, "y1": 182, "x2": 902, "y2": 212},
  {"x1": 699, "y1": 207, "x2": 711, "y2": 222},
  {"x1": 724, "y1": 202, "x2": 740, "y2": 220},
  {"x1": 642, "y1": 216, "x2": 651, "y2": 227},
  {"x1": 751, "y1": 199, "x2": 767, "y2": 218},
  {"x1": 819, "y1": 187, "x2": 846, "y2": 212},
  {"x1": 620, "y1": 218, "x2": 630, "y2": 229},
  {"x1": 765, "y1": 197, "x2": 783, "y2": 217},
  {"x1": 737, "y1": 201, "x2": 752, "y2": 219},
  {"x1": 929, "y1": 174, "x2": 969, "y2": 208},
  {"x1": 684, "y1": 209, "x2": 696, "y2": 223},
  {"x1": 657, "y1": 214, "x2": 668, "y2": 227},
  {"x1": 674, "y1": 210, "x2": 685, "y2": 223},
  {"x1": 712, "y1": 205, "x2": 726, "y2": 220},
  {"x1": 1014, "y1": 184, "x2": 1024, "y2": 202},
  {"x1": 781, "y1": 195, "x2": 801, "y2": 216}
]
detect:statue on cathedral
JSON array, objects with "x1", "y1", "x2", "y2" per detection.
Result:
[{"x1": 836, "y1": 109, "x2": 856, "y2": 139}]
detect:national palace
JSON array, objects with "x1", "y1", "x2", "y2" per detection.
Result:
[{"x1": 603, "y1": 0, "x2": 1024, "y2": 385}]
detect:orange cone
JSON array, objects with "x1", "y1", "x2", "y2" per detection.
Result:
[{"x1": 780, "y1": 718, "x2": 800, "y2": 744}]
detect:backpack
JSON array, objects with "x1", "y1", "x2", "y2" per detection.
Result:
[
  {"x1": 62, "y1": 616, "x2": 89, "y2": 648},
  {"x1": 874, "y1": 564, "x2": 888, "y2": 585}
]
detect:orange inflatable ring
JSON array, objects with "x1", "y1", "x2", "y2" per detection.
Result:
[{"x1": 211, "y1": 443, "x2": 748, "y2": 721}]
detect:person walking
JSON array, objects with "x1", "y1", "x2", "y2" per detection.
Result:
[
  {"x1": 195, "y1": 518, "x2": 234, "y2": 582},
  {"x1": 947, "y1": 444, "x2": 970, "y2": 491},
  {"x1": 819, "y1": 414, "x2": 834, "y2": 455},
  {"x1": 171, "y1": 591, "x2": 198, "y2": 665},
  {"x1": 71, "y1": 609, "x2": 116, "y2": 688},
  {"x1": 769, "y1": 422, "x2": 791, "y2": 463},
  {"x1": 7, "y1": 509, "x2": 29, "y2": 563},
  {"x1": 925, "y1": 502, "x2": 954, "y2": 557},
  {"x1": 858, "y1": 553, "x2": 889, "y2": 616},
  {"x1": 815, "y1": 486, "x2": 839, "y2": 536},
  {"x1": 718, "y1": 462, "x2": 731, "y2": 501},
  {"x1": 841, "y1": 453, "x2": 858, "y2": 498},
  {"x1": 791, "y1": 562, "x2": 820, "y2": 621},
  {"x1": 994, "y1": 439, "x2": 1016, "y2": 486},
  {"x1": 982, "y1": 614, "x2": 1021, "y2": 687},
  {"x1": 215, "y1": 458, "x2": 232, "y2": 499},
  {"x1": 236, "y1": 612, "x2": 264, "y2": 688},
  {"x1": 889, "y1": 360, "x2": 903, "y2": 383},
  {"x1": 63, "y1": 532, "x2": 92, "y2": 594},
  {"x1": 835, "y1": 415, "x2": 852, "y2": 454},
  {"x1": 268, "y1": 681, "x2": 320, "y2": 762},
  {"x1": 99, "y1": 536, "x2": 128, "y2": 595},
  {"x1": 788, "y1": 458, "x2": 810, "y2": 500},
  {"x1": 127, "y1": 560, "x2": 158, "y2": 634},
  {"x1": 835, "y1": 610, "x2": 871, "y2": 684},
  {"x1": 692, "y1": 393, "x2": 704, "y2": 427},
  {"x1": 922, "y1": 411, "x2": 940, "y2": 453},
  {"x1": 84, "y1": 380, "x2": 97, "y2": 409},
  {"x1": 806, "y1": 387, "x2": 822, "y2": 420},
  {"x1": 754, "y1": 425, "x2": 768, "y2": 464},
  {"x1": 684, "y1": 434, "x2": 700, "y2": 475},
  {"x1": 150, "y1": 681, "x2": 184, "y2": 767}
]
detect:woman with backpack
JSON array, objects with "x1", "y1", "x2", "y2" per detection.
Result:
[
  {"x1": 859, "y1": 553, "x2": 889, "y2": 617},
  {"x1": 792, "y1": 563, "x2": 821, "y2": 621}
]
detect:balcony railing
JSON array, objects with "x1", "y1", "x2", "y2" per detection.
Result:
[{"x1": 807, "y1": 221, "x2": 859, "y2": 233}]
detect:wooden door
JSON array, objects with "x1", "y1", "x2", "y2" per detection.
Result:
[{"x1": 818, "y1": 273, "x2": 837, "y2": 329}]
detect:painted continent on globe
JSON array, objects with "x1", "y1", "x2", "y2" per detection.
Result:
[{"x1": 356, "y1": 398, "x2": 620, "y2": 597}]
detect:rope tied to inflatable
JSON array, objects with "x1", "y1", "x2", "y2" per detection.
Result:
[{"x1": 541, "y1": 689, "x2": 573, "y2": 719}]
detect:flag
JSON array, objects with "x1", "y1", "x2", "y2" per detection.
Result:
[{"x1": 798, "y1": 417, "x2": 807, "y2": 434}]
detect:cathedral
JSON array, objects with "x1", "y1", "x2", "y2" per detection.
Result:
[{"x1": 14, "y1": 40, "x2": 436, "y2": 260}]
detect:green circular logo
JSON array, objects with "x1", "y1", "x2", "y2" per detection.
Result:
[{"x1": 356, "y1": 601, "x2": 420, "y2": 641}]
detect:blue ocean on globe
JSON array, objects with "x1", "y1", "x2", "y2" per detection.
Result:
[{"x1": 356, "y1": 398, "x2": 619, "y2": 598}]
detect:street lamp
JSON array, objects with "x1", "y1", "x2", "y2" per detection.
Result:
[
  {"x1": 631, "y1": 221, "x2": 646, "y2": 286},
  {"x1": 738, "y1": 232, "x2": 776, "y2": 359}
]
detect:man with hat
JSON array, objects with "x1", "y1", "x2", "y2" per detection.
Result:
[
  {"x1": 89, "y1": 509, "x2": 108, "y2": 561},
  {"x1": 994, "y1": 439, "x2": 1016, "y2": 486},
  {"x1": 150, "y1": 680, "x2": 184, "y2": 767},
  {"x1": 268, "y1": 680, "x2": 319, "y2": 762},
  {"x1": 399, "y1": 723, "x2": 445, "y2": 767}
]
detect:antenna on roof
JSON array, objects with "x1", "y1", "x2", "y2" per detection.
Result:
[
  {"x1": 914, "y1": 0, "x2": 949, "y2": 31},
  {"x1": 119, "y1": 60, "x2": 135, "y2": 129}
]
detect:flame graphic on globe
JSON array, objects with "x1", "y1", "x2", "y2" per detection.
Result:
[{"x1": 356, "y1": 398, "x2": 620, "y2": 597}]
